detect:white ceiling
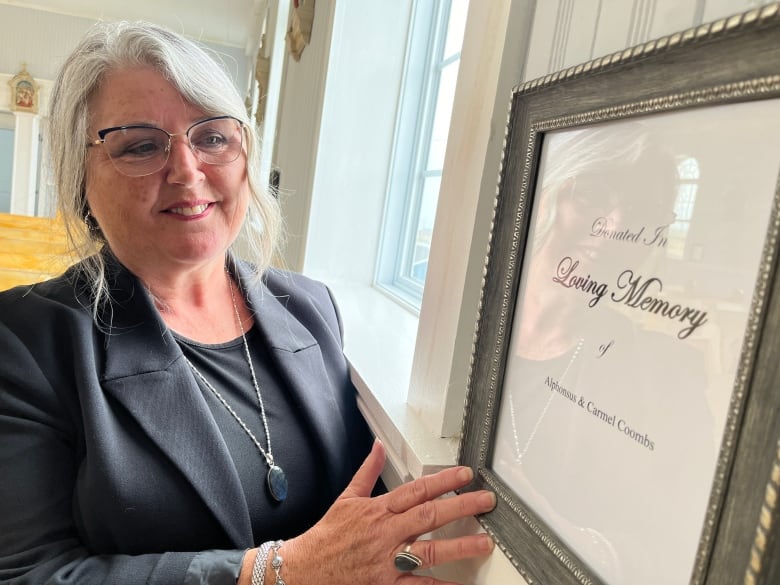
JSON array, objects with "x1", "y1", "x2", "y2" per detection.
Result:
[{"x1": 0, "y1": 0, "x2": 266, "y2": 53}]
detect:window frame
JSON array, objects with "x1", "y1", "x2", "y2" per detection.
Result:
[
  {"x1": 375, "y1": 0, "x2": 463, "y2": 311},
  {"x1": 0, "y1": 112, "x2": 16, "y2": 213}
]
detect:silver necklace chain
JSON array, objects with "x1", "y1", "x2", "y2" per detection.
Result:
[
  {"x1": 181, "y1": 273, "x2": 276, "y2": 469},
  {"x1": 509, "y1": 338, "x2": 583, "y2": 462}
]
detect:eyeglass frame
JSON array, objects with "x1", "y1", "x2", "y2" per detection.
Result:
[{"x1": 86, "y1": 115, "x2": 246, "y2": 177}]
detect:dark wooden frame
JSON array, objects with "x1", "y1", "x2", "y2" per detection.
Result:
[{"x1": 458, "y1": 5, "x2": 780, "y2": 585}]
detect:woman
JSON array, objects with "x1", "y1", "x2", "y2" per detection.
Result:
[{"x1": 0, "y1": 21, "x2": 495, "y2": 584}]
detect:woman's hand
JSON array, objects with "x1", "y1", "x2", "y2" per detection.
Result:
[{"x1": 276, "y1": 439, "x2": 496, "y2": 584}]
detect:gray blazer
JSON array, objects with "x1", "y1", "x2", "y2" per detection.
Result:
[{"x1": 0, "y1": 255, "x2": 374, "y2": 584}]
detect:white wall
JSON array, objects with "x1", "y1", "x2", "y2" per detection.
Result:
[
  {"x1": 0, "y1": 4, "x2": 252, "y2": 95},
  {"x1": 302, "y1": 1, "x2": 413, "y2": 283}
]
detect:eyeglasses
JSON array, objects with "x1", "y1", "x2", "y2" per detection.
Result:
[{"x1": 87, "y1": 115, "x2": 245, "y2": 177}]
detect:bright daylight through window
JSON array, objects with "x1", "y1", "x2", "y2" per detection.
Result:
[
  {"x1": 375, "y1": 0, "x2": 469, "y2": 311},
  {"x1": 0, "y1": 113, "x2": 14, "y2": 213}
]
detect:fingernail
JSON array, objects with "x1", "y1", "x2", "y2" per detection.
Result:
[
  {"x1": 480, "y1": 533, "x2": 495, "y2": 552},
  {"x1": 479, "y1": 491, "x2": 497, "y2": 509},
  {"x1": 457, "y1": 466, "x2": 474, "y2": 482}
]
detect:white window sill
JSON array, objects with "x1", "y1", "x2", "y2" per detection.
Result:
[{"x1": 317, "y1": 277, "x2": 460, "y2": 488}]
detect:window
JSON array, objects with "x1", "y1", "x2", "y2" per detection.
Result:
[
  {"x1": 668, "y1": 156, "x2": 700, "y2": 259},
  {"x1": 0, "y1": 113, "x2": 14, "y2": 213},
  {"x1": 375, "y1": 0, "x2": 469, "y2": 311}
]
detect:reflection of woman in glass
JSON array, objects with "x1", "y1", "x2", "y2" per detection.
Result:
[
  {"x1": 512, "y1": 124, "x2": 677, "y2": 361},
  {"x1": 492, "y1": 122, "x2": 712, "y2": 585}
]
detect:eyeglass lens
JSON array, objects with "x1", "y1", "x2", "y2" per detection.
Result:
[{"x1": 101, "y1": 117, "x2": 243, "y2": 177}]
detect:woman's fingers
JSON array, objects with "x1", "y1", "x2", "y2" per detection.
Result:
[
  {"x1": 404, "y1": 490, "x2": 496, "y2": 535},
  {"x1": 385, "y1": 465, "x2": 477, "y2": 514},
  {"x1": 286, "y1": 453, "x2": 496, "y2": 585},
  {"x1": 386, "y1": 490, "x2": 496, "y2": 542},
  {"x1": 394, "y1": 533, "x2": 495, "y2": 572},
  {"x1": 381, "y1": 465, "x2": 496, "y2": 541},
  {"x1": 340, "y1": 439, "x2": 387, "y2": 499}
]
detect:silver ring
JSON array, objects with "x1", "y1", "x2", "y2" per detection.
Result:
[{"x1": 394, "y1": 544, "x2": 423, "y2": 572}]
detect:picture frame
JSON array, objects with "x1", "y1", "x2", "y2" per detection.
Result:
[
  {"x1": 458, "y1": 5, "x2": 780, "y2": 585},
  {"x1": 8, "y1": 65, "x2": 39, "y2": 114}
]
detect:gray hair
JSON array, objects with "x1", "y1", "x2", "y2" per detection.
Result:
[
  {"x1": 47, "y1": 20, "x2": 282, "y2": 314},
  {"x1": 531, "y1": 122, "x2": 677, "y2": 252}
]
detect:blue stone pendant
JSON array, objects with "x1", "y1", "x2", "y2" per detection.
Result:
[{"x1": 267, "y1": 465, "x2": 288, "y2": 502}]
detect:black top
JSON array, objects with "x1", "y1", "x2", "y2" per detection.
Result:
[{"x1": 176, "y1": 327, "x2": 332, "y2": 541}]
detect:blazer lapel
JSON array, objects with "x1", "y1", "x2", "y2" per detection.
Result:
[{"x1": 98, "y1": 264, "x2": 253, "y2": 547}]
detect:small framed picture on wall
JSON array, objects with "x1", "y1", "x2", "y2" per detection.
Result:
[{"x1": 8, "y1": 65, "x2": 39, "y2": 114}]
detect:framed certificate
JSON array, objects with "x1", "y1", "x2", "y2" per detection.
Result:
[{"x1": 458, "y1": 5, "x2": 780, "y2": 585}]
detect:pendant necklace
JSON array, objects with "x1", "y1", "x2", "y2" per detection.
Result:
[
  {"x1": 509, "y1": 337, "x2": 583, "y2": 463},
  {"x1": 182, "y1": 273, "x2": 288, "y2": 503}
]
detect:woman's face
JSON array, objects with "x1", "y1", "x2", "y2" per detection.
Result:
[{"x1": 85, "y1": 66, "x2": 250, "y2": 275}]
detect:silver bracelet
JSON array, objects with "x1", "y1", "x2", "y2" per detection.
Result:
[
  {"x1": 251, "y1": 541, "x2": 274, "y2": 585},
  {"x1": 270, "y1": 540, "x2": 286, "y2": 585}
]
